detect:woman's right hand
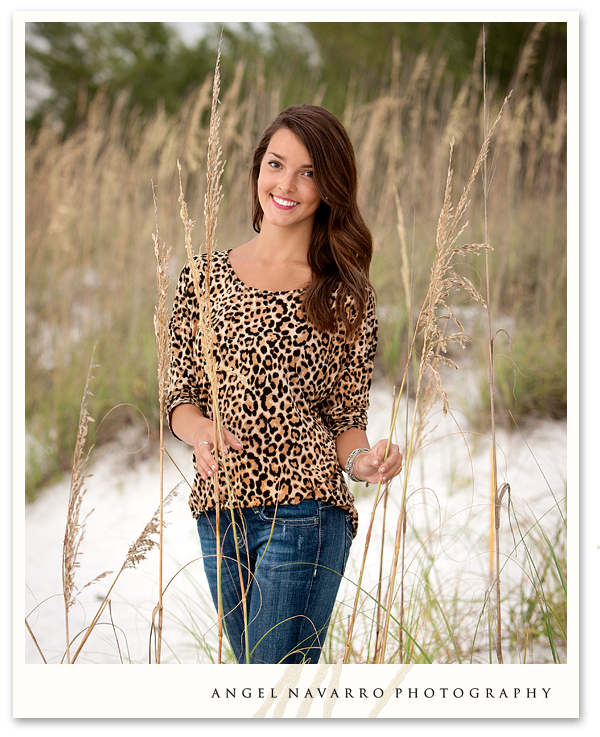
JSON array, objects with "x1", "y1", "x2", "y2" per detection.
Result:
[
  {"x1": 171, "y1": 404, "x2": 244, "y2": 481},
  {"x1": 193, "y1": 422, "x2": 244, "y2": 481}
]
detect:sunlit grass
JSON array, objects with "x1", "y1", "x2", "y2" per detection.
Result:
[{"x1": 25, "y1": 29, "x2": 567, "y2": 666}]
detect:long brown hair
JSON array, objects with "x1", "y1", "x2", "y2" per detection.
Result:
[{"x1": 250, "y1": 104, "x2": 373, "y2": 338}]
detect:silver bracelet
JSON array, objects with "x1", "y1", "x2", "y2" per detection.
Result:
[{"x1": 345, "y1": 447, "x2": 370, "y2": 483}]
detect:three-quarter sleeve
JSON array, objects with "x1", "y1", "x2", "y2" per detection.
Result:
[
  {"x1": 166, "y1": 260, "x2": 208, "y2": 437},
  {"x1": 317, "y1": 288, "x2": 378, "y2": 438}
]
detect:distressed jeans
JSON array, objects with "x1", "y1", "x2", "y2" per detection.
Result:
[{"x1": 196, "y1": 499, "x2": 353, "y2": 664}]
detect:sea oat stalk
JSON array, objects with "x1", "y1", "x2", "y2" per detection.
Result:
[
  {"x1": 204, "y1": 41, "x2": 252, "y2": 663},
  {"x1": 374, "y1": 386, "x2": 397, "y2": 656},
  {"x1": 482, "y1": 29, "x2": 508, "y2": 664},
  {"x1": 342, "y1": 388, "x2": 400, "y2": 663},
  {"x1": 61, "y1": 349, "x2": 112, "y2": 663},
  {"x1": 177, "y1": 39, "x2": 251, "y2": 663},
  {"x1": 373, "y1": 96, "x2": 510, "y2": 663},
  {"x1": 69, "y1": 485, "x2": 180, "y2": 664},
  {"x1": 151, "y1": 180, "x2": 172, "y2": 663}
]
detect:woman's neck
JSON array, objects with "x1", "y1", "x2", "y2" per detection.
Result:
[
  {"x1": 252, "y1": 221, "x2": 311, "y2": 265},
  {"x1": 229, "y1": 228, "x2": 313, "y2": 292}
]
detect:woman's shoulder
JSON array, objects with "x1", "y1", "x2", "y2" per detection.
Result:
[
  {"x1": 323, "y1": 281, "x2": 377, "y2": 346},
  {"x1": 336, "y1": 282, "x2": 377, "y2": 316},
  {"x1": 186, "y1": 249, "x2": 230, "y2": 264},
  {"x1": 178, "y1": 249, "x2": 230, "y2": 277}
]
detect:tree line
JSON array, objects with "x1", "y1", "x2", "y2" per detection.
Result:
[{"x1": 25, "y1": 20, "x2": 567, "y2": 136}]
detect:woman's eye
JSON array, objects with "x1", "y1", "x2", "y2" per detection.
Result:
[
  {"x1": 303, "y1": 170, "x2": 314, "y2": 178},
  {"x1": 267, "y1": 160, "x2": 281, "y2": 169}
]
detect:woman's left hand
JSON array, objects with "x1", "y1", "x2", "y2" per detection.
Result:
[{"x1": 353, "y1": 439, "x2": 403, "y2": 485}]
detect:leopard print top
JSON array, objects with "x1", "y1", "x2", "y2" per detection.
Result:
[{"x1": 166, "y1": 249, "x2": 378, "y2": 536}]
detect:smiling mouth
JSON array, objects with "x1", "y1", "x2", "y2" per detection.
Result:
[{"x1": 271, "y1": 194, "x2": 299, "y2": 209}]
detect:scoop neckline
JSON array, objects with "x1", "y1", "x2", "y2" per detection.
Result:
[{"x1": 224, "y1": 249, "x2": 308, "y2": 295}]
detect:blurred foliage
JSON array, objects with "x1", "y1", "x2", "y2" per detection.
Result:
[
  {"x1": 24, "y1": 20, "x2": 568, "y2": 498},
  {"x1": 25, "y1": 20, "x2": 567, "y2": 136}
]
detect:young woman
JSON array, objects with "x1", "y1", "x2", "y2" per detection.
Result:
[{"x1": 167, "y1": 104, "x2": 403, "y2": 664}]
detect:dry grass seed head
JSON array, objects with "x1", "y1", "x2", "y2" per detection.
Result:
[
  {"x1": 152, "y1": 181, "x2": 172, "y2": 413},
  {"x1": 415, "y1": 96, "x2": 510, "y2": 415},
  {"x1": 204, "y1": 41, "x2": 225, "y2": 260},
  {"x1": 124, "y1": 485, "x2": 181, "y2": 570},
  {"x1": 62, "y1": 351, "x2": 112, "y2": 606}
]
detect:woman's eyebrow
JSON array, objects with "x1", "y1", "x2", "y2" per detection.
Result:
[{"x1": 266, "y1": 150, "x2": 313, "y2": 168}]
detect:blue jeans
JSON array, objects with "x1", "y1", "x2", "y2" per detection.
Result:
[{"x1": 196, "y1": 499, "x2": 353, "y2": 664}]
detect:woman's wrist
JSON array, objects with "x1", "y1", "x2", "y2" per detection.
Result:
[
  {"x1": 192, "y1": 414, "x2": 213, "y2": 435},
  {"x1": 345, "y1": 447, "x2": 370, "y2": 482},
  {"x1": 171, "y1": 404, "x2": 213, "y2": 448}
]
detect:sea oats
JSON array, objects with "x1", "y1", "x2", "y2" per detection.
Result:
[
  {"x1": 373, "y1": 95, "x2": 512, "y2": 663},
  {"x1": 124, "y1": 485, "x2": 180, "y2": 570},
  {"x1": 152, "y1": 181, "x2": 172, "y2": 418},
  {"x1": 175, "y1": 37, "x2": 251, "y2": 664},
  {"x1": 69, "y1": 483, "x2": 181, "y2": 664},
  {"x1": 61, "y1": 349, "x2": 97, "y2": 663},
  {"x1": 152, "y1": 178, "x2": 173, "y2": 662}
]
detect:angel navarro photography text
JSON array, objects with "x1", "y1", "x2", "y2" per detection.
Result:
[{"x1": 210, "y1": 686, "x2": 552, "y2": 701}]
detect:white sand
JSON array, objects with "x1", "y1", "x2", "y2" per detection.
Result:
[{"x1": 23, "y1": 384, "x2": 567, "y2": 665}]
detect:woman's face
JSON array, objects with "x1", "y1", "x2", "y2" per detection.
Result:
[{"x1": 257, "y1": 128, "x2": 323, "y2": 233}]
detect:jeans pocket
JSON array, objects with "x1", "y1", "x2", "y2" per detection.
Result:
[
  {"x1": 257, "y1": 499, "x2": 319, "y2": 526},
  {"x1": 197, "y1": 509, "x2": 248, "y2": 554}
]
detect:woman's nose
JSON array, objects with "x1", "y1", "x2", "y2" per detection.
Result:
[{"x1": 278, "y1": 171, "x2": 295, "y2": 193}]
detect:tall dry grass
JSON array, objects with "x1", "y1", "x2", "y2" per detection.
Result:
[
  {"x1": 173, "y1": 42, "x2": 252, "y2": 664},
  {"x1": 61, "y1": 348, "x2": 108, "y2": 663},
  {"x1": 151, "y1": 179, "x2": 172, "y2": 663},
  {"x1": 25, "y1": 26, "x2": 567, "y2": 665},
  {"x1": 25, "y1": 29, "x2": 566, "y2": 502},
  {"x1": 43, "y1": 344, "x2": 181, "y2": 664}
]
